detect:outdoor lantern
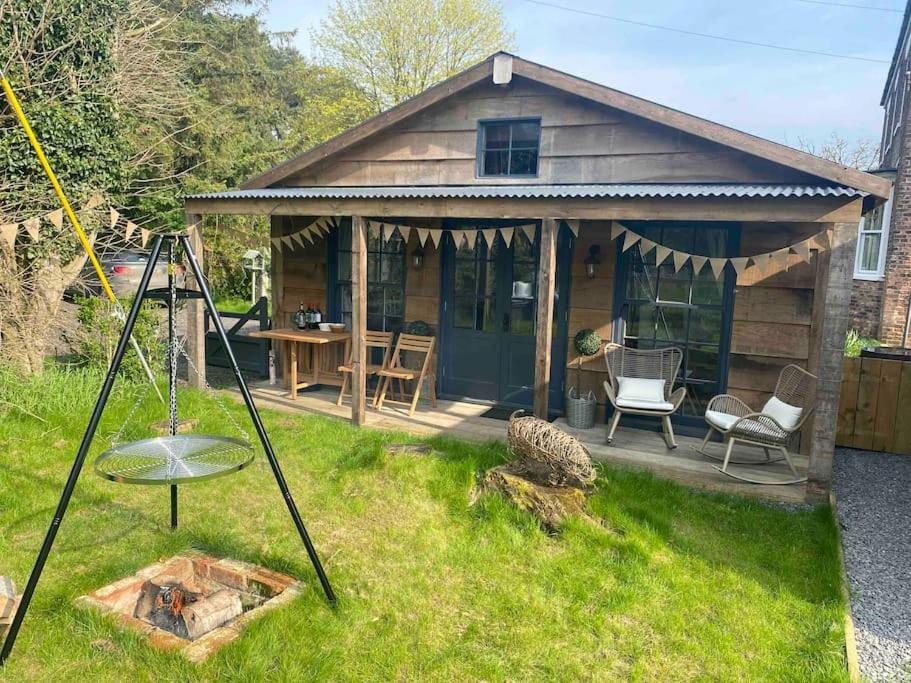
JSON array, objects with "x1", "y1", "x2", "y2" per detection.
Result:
[
  {"x1": 411, "y1": 245, "x2": 425, "y2": 270},
  {"x1": 584, "y1": 245, "x2": 601, "y2": 279}
]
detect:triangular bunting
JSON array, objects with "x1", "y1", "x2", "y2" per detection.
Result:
[
  {"x1": 709, "y1": 258, "x2": 727, "y2": 280},
  {"x1": 124, "y1": 220, "x2": 138, "y2": 241},
  {"x1": 672, "y1": 251, "x2": 689, "y2": 272},
  {"x1": 610, "y1": 222, "x2": 626, "y2": 241},
  {"x1": 450, "y1": 230, "x2": 465, "y2": 247},
  {"x1": 23, "y1": 217, "x2": 40, "y2": 241},
  {"x1": 811, "y1": 231, "x2": 830, "y2": 251},
  {"x1": 0, "y1": 223, "x2": 17, "y2": 249},
  {"x1": 271, "y1": 237, "x2": 282, "y2": 249},
  {"x1": 281, "y1": 235, "x2": 295, "y2": 251},
  {"x1": 792, "y1": 241, "x2": 811, "y2": 263},
  {"x1": 140, "y1": 228, "x2": 151, "y2": 248},
  {"x1": 729, "y1": 257, "x2": 749, "y2": 276},
  {"x1": 690, "y1": 255, "x2": 708, "y2": 274},
  {"x1": 429, "y1": 230, "x2": 443, "y2": 249},
  {"x1": 416, "y1": 228, "x2": 430, "y2": 247},
  {"x1": 291, "y1": 231, "x2": 306, "y2": 248},
  {"x1": 520, "y1": 224, "x2": 536, "y2": 243},
  {"x1": 564, "y1": 219, "x2": 580, "y2": 237},
  {"x1": 47, "y1": 208, "x2": 64, "y2": 229},
  {"x1": 638, "y1": 238, "x2": 656, "y2": 256},
  {"x1": 310, "y1": 218, "x2": 327, "y2": 235},
  {"x1": 482, "y1": 228, "x2": 498, "y2": 248},
  {"x1": 621, "y1": 231, "x2": 641, "y2": 252},
  {"x1": 82, "y1": 193, "x2": 103, "y2": 211},
  {"x1": 465, "y1": 230, "x2": 478, "y2": 250},
  {"x1": 500, "y1": 227, "x2": 514, "y2": 247},
  {"x1": 770, "y1": 248, "x2": 791, "y2": 271},
  {"x1": 109, "y1": 208, "x2": 120, "y2": 229},
  {"x1": 301, "y1": 228, "x2": 315, "y2": 244},
  {"x1": 750, "y1": 253, "x2": 771, "y2": 273},
  {"x1": 655, "y1": 244, "x2": 672, "y2": 266}
]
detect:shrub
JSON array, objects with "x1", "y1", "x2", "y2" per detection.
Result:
[
  {"x1": 573, "y1": 329, "x2": 602, "y2": 357},
  {"x1": 844, "y1": 329, "x2": 882, "y2": 357},
  {"x1": 75, "y1": 296, "x2": 164, "y2": 380},
  {"x1": 406, "y1": 320, "x2": 433, "y2": 337}
]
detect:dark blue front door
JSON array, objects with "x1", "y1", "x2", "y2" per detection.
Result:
[{"x1": 441, "y1": 229, "x2": 538, "y2": 406}]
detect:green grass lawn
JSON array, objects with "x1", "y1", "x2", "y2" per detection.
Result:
[{"x1": 0, "y1": 367, "x2": 847, "y2": 681}]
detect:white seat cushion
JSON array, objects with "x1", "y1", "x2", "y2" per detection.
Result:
[
  {"x1": 761, "y1": 396, "x2": 803, "y2": 431},
  {"x1": 616, "y1": 396, "x2": 675, "y2": 412},
  {"x1": 617, "y1": 377, "x2": 665, "y2": 402},
  {"x1": 705, "y1": 410, "x2": 739, "y2": 430}
]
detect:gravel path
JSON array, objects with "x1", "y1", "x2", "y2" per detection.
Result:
[{"x1": 833, "y1": 447, "x2": 911, "y2": 682}]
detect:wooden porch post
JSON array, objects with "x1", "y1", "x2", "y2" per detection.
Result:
[
  {"x1": 533, "y1": 218, "x2": 558, "y2": 419},
  {"x1": 350, "y1": 216, "x2": 368, "y2": 426},
  {"x1": 806, "y1": 221, "x2": 857, "y2": 502},
  {"x1": 185, "y1": 212, "x2": 206, "y2": 389}
]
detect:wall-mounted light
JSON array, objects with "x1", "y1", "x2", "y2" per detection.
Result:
[
  {"x1": 584, "y1": 244, "x2": 601, "y2": 279},
  {"x1": 411, "y1": 245, "x2": 425, "y2": 270}
]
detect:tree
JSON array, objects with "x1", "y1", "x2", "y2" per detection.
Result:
[
  {"x1": 798, "y1": 132, "x2": 879, "y2": 171},
  {"x1": 313, "y1": 0, "x2": 514, "y2": 111}
]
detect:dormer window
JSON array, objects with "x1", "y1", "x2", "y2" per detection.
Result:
[{"x1": 478, "y1": 119, "x2": 540, "y2": 177}]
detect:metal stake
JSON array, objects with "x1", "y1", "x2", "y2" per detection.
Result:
[{"x1": 168, "y1": 240, "x2": 178, "y2": 530}]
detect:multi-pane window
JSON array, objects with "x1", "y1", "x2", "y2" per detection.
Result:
[
  {"x1": 334, "y1": 224, "x2": 406, "y2": 331},
  {"x1": 855, "y1": 191, "x2": 892, "y2": 280},
  {"x1": 478, "y1": 119, "x2": 541, "y2": 177}
]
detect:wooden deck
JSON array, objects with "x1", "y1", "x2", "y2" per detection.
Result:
[{"x1": 236, "y1": 383, "x2": 809, "y2": 505}]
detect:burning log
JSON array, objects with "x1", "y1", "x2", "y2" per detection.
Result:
[
  {"x1": 0, "y1": 577, "x2": 18, "y2": 638},
  {"x1": 134, "y1": 576, "x2": 203, "y2": 640}
]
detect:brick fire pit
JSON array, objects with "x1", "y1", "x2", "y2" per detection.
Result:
[{"x1": 76, "y1": 554, "x2": 301, "y2": 662}]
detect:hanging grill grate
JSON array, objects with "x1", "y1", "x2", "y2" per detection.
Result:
[{"x1": 94, "y1": 435, "x2": 254, "y2": 485}]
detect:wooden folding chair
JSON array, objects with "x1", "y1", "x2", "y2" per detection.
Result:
[
  {"x1": 375, "y1": 334, "x2": 437, "y2": 416},
  {"x1": 336, "y1": 330, "x2": 395, "y2": 407}
]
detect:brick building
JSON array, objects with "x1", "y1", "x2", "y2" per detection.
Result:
[{"x1": 849, "y1": 2, "x2": 911, "y2": 345}]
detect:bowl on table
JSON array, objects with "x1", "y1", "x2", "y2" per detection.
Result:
[
  {"x1": 318, "y1": 323, "x2": 331, "y2": 332},
  {"x1": 328, "y1": 323, "x2": 346, "y2": 333}
]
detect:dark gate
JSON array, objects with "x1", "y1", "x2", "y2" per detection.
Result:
[{"x1": 205, "y1": 297, "x2": 270, "y2": 376}]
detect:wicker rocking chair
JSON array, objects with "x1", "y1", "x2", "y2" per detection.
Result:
[
  {"x1": 603, "y1": 343, "x2": 686, "y2": 449},
  {"x1": 696, "y1": 364, "x2": 816, "y2": 485}
]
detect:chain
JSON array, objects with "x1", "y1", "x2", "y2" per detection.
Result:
[
  {"x1": 111, "y1": 383, "x2": 151, "y2": 446},
  {"x1": 181, "y1": 342, "x2": 250, "y2": 441}
]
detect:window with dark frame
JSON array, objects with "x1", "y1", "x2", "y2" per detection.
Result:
[
  {"x1": 333, "y1": 224, "x2": 406, "y2": 333},
  {"x1": 478, "y1": 119, "x2": 541, "y2": 177}
]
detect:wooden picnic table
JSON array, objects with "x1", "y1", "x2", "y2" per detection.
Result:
[{"x1": 249, "y1": 328, "x2": 351, "y2": 400}]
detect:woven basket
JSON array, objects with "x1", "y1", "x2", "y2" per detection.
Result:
[{"x1": 565, "y1": 386, "x2": 596, "y2": 429}]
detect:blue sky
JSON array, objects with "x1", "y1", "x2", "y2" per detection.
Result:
[{"x1": 260, "y1": 0, "x2": 903, "y2": 150}]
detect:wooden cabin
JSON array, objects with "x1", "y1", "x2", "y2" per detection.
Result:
[{"x1": 185, "y1": 53, "x2": 891, "y2": 501}]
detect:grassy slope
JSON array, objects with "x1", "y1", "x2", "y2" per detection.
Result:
[{"x1": 0, "y1": 368, "x2": 846, "y2": 681}]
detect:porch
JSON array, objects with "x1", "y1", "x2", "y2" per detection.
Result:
[{"x1": 233, "y1": 382, "x2": 809, "y2": 505}]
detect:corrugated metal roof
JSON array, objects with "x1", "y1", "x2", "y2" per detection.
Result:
[{"x1": 186, "y1": 183, "x2": 863, "y2": 202}]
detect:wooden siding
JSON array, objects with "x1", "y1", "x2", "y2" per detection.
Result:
[
  {"x1": 284, "y1": 78, "x2": 819, "y2": 188},
  {"x1": 837, "y1": 356, "x2": 911, "y2": 455}
]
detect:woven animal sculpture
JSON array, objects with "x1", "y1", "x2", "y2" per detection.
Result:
[{"x1": 507, "y1": 411, "x2": 596, "y2": 487}]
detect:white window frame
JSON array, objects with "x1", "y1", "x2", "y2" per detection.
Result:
[{"x1": 854, "y1": 189, "x2": 893, "y2": 281}]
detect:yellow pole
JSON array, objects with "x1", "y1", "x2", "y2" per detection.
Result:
[{"x1": 2, "y1": 72, "x2": 163, "y2": 401}]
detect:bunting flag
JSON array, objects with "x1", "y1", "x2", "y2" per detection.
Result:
[
  {"x1": 48, "y1": 208, "x2": 64, "y2": 229},
  {"x1": 610, "y1": 222, "x2": 626, "y2": 241},
  {"x1": 564, "y1": 219, "x2": 580, "y2": 237},
  {"x1": 500, "y1": 226, "x2": 514, "y2": 247},
  {"x1": 109, "y1": 208, "x2": 120, "y2": 229},
  {"x1": 416, "y1": 228, "x2": 430, "y2": 247},
  {"x1": 655, "y1": 244, "x2": 672, "y2": 266},
  {"x1": 638, "y1": 238, "x2": 657, "y2": 256},
  {"x1": 124, "y1": 220, "x2": 138, "y2": 241},
  {"x1": 751, "y1": 252, "x2": 771, "y2": 274},
  {"x1": 398, "y1": 225, "x2": 411, "y2": 243},
  {"x1": 291, "y1": 231, "x2": 306, "y2": 248},
  {"x1": 730, "y1": 257, "x2": 749, "y2": 276},
  {"x1": 770, "y1": 248, "x2": 791, "y2": 272},
  {"x1": 271, "y1": 237, "x2": 282, "y2": 250},
  {"x1": 301, "y1": 228, "x2": 314, "y2": 244},
  {"x1": 521, "y1": 224, "x2": 536, "y2": 243},
  {"x1": 792, "y1": 240, "x2": 811, "y2": 263},
  {"x1": 690, "y1": 255, "x2": 708, "y2": 274},
  {"x1": 482, "y1": 228, "x2": 498, "y2": 248},
  {"x1": 621, "y1": 231, "x2": 641, "y2": 252},
  {"x1": 429, "y1": 229, "x2": 443, "y2": 248},
  {"x1": 281, "y1": 235, "x2": 295, "y2": 251},
  {"x1": 82, "y1": 193, "x2": 103, "y2": 211},
  {"x1": 465, "y1": 229, "x2": 478, "y2": 250},
  {"x1": 0, "y1": 223, "x2": 16, "y2": 249},
  {"x1": 23, "y1": 217, "x2": 40, "y2": 241},
  {"x1": 140, "y1": 228, "x2": 151, "y2": 248},
  {"x1": 709, "y1": 258, "x2": 727, "y2": 279},
  {"x1": 672, "y1": 251, "x2": 689, "y2": 273},
  {"x1": 450, "y1": 229, "x2": 465, "y2": 247}
]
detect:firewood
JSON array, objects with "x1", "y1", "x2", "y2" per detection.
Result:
[
  {"x1": 0, "y1": 577, "x2": 17, "y2": 622},
  {"x1": 182, "y1": 589, "x2": 243, "y2": 640}
]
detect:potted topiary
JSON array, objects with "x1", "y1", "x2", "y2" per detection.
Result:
[{"x1": 565, "y1": 329, "x2": 601, "y2": 428}]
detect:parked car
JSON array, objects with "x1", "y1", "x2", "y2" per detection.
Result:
[{"x1": 71, "y1": 249, "x2": 186, "y2": 298}]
